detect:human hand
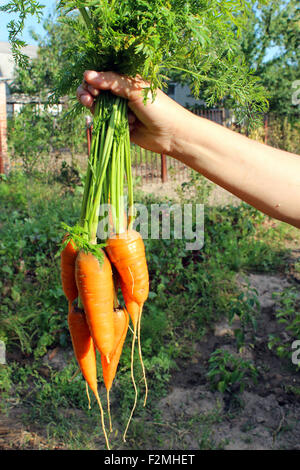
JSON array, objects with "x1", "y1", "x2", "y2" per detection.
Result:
[{"x1": 76, "y1": 70, "x2": 192, "y2": 156}]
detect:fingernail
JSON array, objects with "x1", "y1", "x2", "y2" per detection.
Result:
[
  {"x1": 84, "y1": 70, "x2": 100, "y2": 81},
  {"x1": 81, "y1": 95, "x2": 92, "y2": 107}
]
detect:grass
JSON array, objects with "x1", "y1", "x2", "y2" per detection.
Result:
[{"x1": 0, "y1": 168, "x2": 298, "y2": 450}]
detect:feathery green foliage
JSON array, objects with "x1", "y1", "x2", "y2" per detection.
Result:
[{"x1": 2, "y1": 0, "x2": 268, "y2": 124}]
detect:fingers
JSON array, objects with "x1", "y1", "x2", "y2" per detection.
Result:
[
  {"x1": 83, "y1": 70, "x2": 146, "y2": 101},
  {"x1": 76, "y1": 84, "x2": 94, "y2": 109},
  {"x1": 77, "y1": 74, "x2": 139, "y2": 129}
]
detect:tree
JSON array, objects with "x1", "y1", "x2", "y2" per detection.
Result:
[
  {"x1": 241, "y1": 0, "x2": 300, "y2": 121},
  {"x1": 6, "y1": 16, "x2": 88, "y2": 172},
  {"x1": 10, "y1": 14, "x2": 81, "y2": 97}
]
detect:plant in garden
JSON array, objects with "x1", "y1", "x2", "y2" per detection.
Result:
[
  {"x1": 227, "y1": 282, "x2": 260, "y2": 350},
  {"x1": 207, "y1": 348, "x2": 258, "y2": 395},
  {"x1": 267, "y1": 287, "x2": 300, "y2": 367},
  {"x1": 176, "y1": 170, "x2": 214, "y2": 205},
  {"x1": 10, "y1": 15, "x2": 79, "y2": 96},
  {"x1": 7, "y1": 105, "x2": 86, "y2": 174}
]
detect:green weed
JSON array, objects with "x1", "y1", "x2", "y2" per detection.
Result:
[
  {"x1": 268, "y1": 287, "x2": 300, "y2": 368},
  {"x1": 207, "y1": 348, "x2": 258, "y2": 395}
]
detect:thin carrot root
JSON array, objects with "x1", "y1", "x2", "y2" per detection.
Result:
[
  {"x1": 107, "y1": 389, "x2": 112, "y2": 433},
  {"x1": 137, "y1": 305, "x2": 148, "y2": 407},
  {"x1": 123, "y1": 326, "x2": 138, "y2": 442},
  {"x1": 86, "y1": 381, "x2": 92, "y2": 410},
  {"x1": 95, "y1": 392, "x2": 110, "y2": 450}
]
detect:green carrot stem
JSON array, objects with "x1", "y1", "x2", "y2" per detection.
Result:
[
  {"x1": 78, "y1": 7, "x2": 93, "y2": 30},
  {"x1": 79, "y1": 98, "x2": 102, "y2": 228},
  {"x1": 88, "y1": 96, "x2": 121, "y2": 241},
  {"x1": 116, "y1": 141, "x2": 121, "y2": 233},
  {"x1": 110, "y1": 139, "x2": 117, "y2": 233},
  {"x1": 124, "y1": 104, "x2": 134, "y2": 229},
  {"x1": 78, "y1": 92, "x2": 132, "y2": 244}
]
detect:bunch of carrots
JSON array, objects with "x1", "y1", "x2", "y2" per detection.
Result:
[{"x1": 60, "y1": 92, "x2": 149, "y2": 450}]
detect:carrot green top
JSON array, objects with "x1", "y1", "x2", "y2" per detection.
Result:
[{"x1": 3, "y1": 0, "x2": 268, "y2": 124}]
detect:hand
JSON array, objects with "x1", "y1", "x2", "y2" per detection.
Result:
[{"x1": 76, "y1": 70, "x2": 193, "y2": 156}]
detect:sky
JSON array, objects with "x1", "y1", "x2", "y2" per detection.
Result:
[{"x1": 0, "y1": 0, "x2": 57, "y2": 45}]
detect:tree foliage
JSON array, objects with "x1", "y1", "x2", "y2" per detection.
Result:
[
  {"x1": 0, "y1": 0, "x2": 44, "y2": 67},
  {"x1": 241, "y1": 0, "x2": 300, "y2": 120},
  {"x1": 10, "y1": 15, "x2": 78, "y2": 96},
  {"x1": 2, "y1": 0, "x2": 269, "y2": 127}
]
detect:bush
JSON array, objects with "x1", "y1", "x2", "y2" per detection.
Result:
[
  {"x1": 7, "y1": 104, "x2": 87, "y2": 174},
  {"x1": 249, "y1": 115, "x2": 300, "y2": 155}
]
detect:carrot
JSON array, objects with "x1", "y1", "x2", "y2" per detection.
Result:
[
  {"x1": 101, "y1": 308, "x2": 129, "y2": 431},
  {"x1": 75, "y1": 248, "x2": 115, "y2": 361},
  {"x1": 102, "y1": 308, "x2": 129, "y2": 390},
  {"x1": 60, "y1": 235, "x2": 78, "y2": 305},
  {"x1": 120, "y1": 281, "x2": 139, "y2": 329},
  {"x1": 67, "y1": 301, "x2": 110, "y2": 450},
  {"x1": 105, "y1": 229, "x2": 149, "y2": 306},
  {"x1": 106, "y1": 229, "x2": 149, "y2": 440}
]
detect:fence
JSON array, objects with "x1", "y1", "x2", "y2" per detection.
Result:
[
  {"x1": 86, "y1": 108, "x2": 225, "y2": 184},
  {"x1": 3, "y1": 88, "x2": 299, "y2": 179}
]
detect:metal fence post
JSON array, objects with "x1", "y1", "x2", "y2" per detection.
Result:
[{"x1": 161, "y1": 153, "x2": 167, "y2": 183}]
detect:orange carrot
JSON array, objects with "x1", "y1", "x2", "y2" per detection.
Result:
[
  {"x1": 106, "y1": 229, "x2": 149, "y2": 440},
  {"x1": 60, "y1": 235, "x2": 78, "y2": 305},
  {"x1": 106, "y1": 229, "x2": 148, "y2": 388},
  {"x1": 67, "y1": 302, "x2": 98, "y2": 398},
  {"x1": 120, "y1": 280, "x2": 139, "y2": 329},
  {"x1": 75, "y1": 249, "x2": 115, "y2": 361},
  {"x1": 67, "y1": 301, "x2": 110, "y2": 450},
  {"x1": 101, "y1": 308, "x2": 129, "y2": 391},
  {"x1": 105, "y1": 229, "x2": 149, "y2": 306},
  {"x1": 101, "y1": 308, "x2": 129, "y2": 432}
]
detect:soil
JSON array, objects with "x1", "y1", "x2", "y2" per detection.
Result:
[
  {"x1": 139, "y1": 179, "x2": 241, "y2": 207},
  {"x1": 155, "y1": 271, "x2": 300, "y2": 450},
  {"x1": 1, "y1": 181, "x2": 300, "y2": 451}
]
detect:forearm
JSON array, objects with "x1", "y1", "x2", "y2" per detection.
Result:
[{"x1": 170, "y1": 113, "x2": 300, "y2": 228}]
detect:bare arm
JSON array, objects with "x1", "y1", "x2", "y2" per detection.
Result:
[
  {"x1": 171, "y1": 115, "x2": 300, "y2": 228},
  {"x1": 77, "y1": 70, "x2": 300, "y2": 229}
]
